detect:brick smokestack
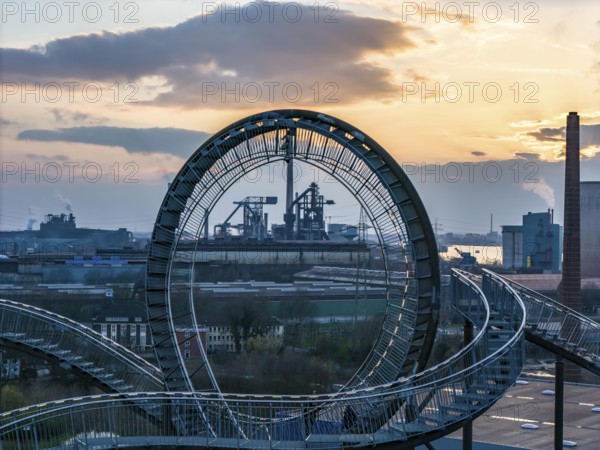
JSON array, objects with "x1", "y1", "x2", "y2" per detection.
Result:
[
  {"x1": 562, "y1": 112, "x2": 581, "y2": 311},
  {"x1": 562, "y1": 112, "x2": 582, "y2": 382}
]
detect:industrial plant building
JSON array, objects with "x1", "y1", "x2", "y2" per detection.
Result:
[
  {"x1": 581, "y1": 181, "x2": 600, "y2": 277},
  {"x1": 502, "y1": 210, "x2": 562, "y2": 272},
  {"x1": 0, "y1": 213, "x2": 147, "y2": 285},
  {"x1": 0, "y1": 213, "x2": 134, "y2": 257},
  {"x1": 501, "y1": 181, "x2": 600, "y2": 277}
]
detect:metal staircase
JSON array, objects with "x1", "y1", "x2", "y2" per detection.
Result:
[
  {"x1": 498, "y1": 275, "x2": 600, "y2": 376},
  {"x1": 0, "y1": 299, "x2": 163, "y2": 394},
  {"x1": 0, "y1": 269, "x2": 527, "y2": 449},
  {"x1": 4, "y1": 270, "x2": 599, "y2": 449}
]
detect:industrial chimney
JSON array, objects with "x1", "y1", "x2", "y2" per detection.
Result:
[
  {"x1": 561, "y1": 112, "x2": 581, "y2": 311},
  {"x1": 561, "y1": 112, "x2": 582, "y2": 382}
]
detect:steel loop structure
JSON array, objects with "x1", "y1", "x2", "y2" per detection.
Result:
[
  {"x1": 145, "y1": 109, "x2": 440, "y2": 394},
  {"x1": 1, "y1": 110, "x2": 599, "y2": 449}
]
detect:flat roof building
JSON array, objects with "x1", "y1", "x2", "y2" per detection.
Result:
[
  {"x1": 502, "y1": 211, "x2": 562, "y2": 272},
  {"x1": 581, "y1": 181, "x2": 600, "y2": 278}
]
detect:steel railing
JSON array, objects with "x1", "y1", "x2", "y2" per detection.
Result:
[
  {"x1": 497, "y1": 275, "x2": 600, "y2": 373},
  {"x1": 0, "y1": 270, "x2": 526, "y2": 449},
  {"x1": 0, "y1": 299, "x2": 163, "y2": 394}
]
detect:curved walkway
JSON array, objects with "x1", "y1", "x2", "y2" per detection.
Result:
[
  {"x1": 0, "y1": 299, "x2": 164, "y2": 394},
  {"x1": 0, "y1": 270, "x2": 526, "y2": 449}
]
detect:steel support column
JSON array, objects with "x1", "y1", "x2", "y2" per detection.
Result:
[
  {"x1": 463, "y1": 319, "x2": 474, "y2": 450},
  {"x1": 555, "y1": 354, "x2": 564, "y2": 450}
]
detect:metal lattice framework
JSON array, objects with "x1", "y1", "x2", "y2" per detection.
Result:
[
  {"x1": 0, "y1": 299, "x2": 163, "y2": 393},
  {"x1": 0, "y1": 270, "x2": 527, "y2": 449},
  {"x1": 145, "y1": 109, "x2": 440, "y2": 394},
  {"x1": 3, "y1": 270, "x2": 600, "y2": 448},
  {"x1": 500, "y1": 275, "x2": 600, "y2": 375},
  {"x1": 13, "y1": 109, "x2": 600, "y2": 448}
]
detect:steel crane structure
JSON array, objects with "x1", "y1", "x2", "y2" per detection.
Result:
[{"x1": 214, "y1": 196, "x2": 277, "y2": 240}]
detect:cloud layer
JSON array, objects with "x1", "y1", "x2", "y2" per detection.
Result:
[
  {"x1": 1, "y1": 5, "x2": 417, "y2": 106},
  {"x1": 18, "y1": 126, "x2": 210, "y2": 156},
  {"x1": 526, "y1": 124, "x2": 600, "y2": 150}
]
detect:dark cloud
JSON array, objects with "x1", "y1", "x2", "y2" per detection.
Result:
[
  {"x1": 471, "y1": 151, "x2": 486, "y2": 157},
  {"x1": 50, "y1": 109, "x2": 106, "y2": 125},
  {"x1": 525, "y1": 124, "x2": 600, "y2": 150},
  {"x1": 526, "y1": 127, "x2": 565, "y2": 142},
  {"x1": 17, "y1": 126, "x2": 210, "y2": 157},
  {"x1": 25, "y1": 153, "x2": 70, "y2": 162},
  {"x1": 0, "y1": 119, "x2": 16, "y2": 126},
  {"x1": 0, "y1": 6, "x2": 417, "y2": 106},
  {"x1": 515, "y1": 152, "x2": 541, "y2": 160}
]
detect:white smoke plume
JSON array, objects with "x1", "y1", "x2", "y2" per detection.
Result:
[
  {"x1": 26, "y1": 217, "x2": 37, "y2": 230},
  {"x1": 26, "y1": 207, "x2": 39, "y2": 230},
  {"x1": 56, "y1": 194, "x2": 73, "y2": 213},
  {"x1": 521, "y1": 177, "x2": 555, "y2": 208}
]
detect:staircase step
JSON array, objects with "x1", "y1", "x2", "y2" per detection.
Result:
[
  {"x1": 419, "y1": 412, "x2": 452, "y2": 426},
  {"x1": 0, "y1": 332, "x2": 26, "y2": 339},
  {"x1": 455, "y1": 392, "x2": 496, "y2": 404},
  {"x1": 39, "y1": 343, "x2": 59, "y2": 351},
  {"x1": 441, "y1": 402, "x2": 479, "y2": 415},
  {"x1": 65, "y1": 355, "x2": 83, "y2": 362},
  {"x1": 469, "y1": 382, "x2": 511, "y2": 394},
  {"x1": 391, "y1": 421, "x2": 434, "y2": 435}
]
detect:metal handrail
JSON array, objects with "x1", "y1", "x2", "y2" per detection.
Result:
[
  {"x1": 0, "y1": 270, "x2": 526, "y2": 448},
  {"x1": 497, "y1": 274, "x2": 600, "y2": 365},
  {"x1": 500, "y1": 275, "x2": 600, "y2": 329},
  {"x1": 0, "y1": 299, "x2": 163, "y2": 391}
]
